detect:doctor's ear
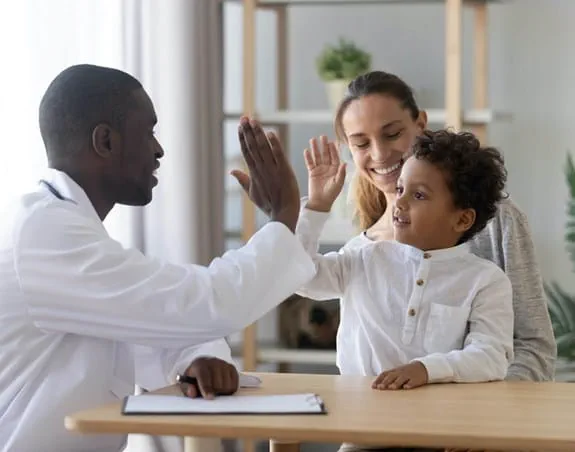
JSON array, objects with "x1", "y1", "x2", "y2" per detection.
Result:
[{"x1": 92, "y1": 124, "x2": 119, "y2": 159}]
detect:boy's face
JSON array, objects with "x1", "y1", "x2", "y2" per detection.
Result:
[{"x1": 392, "y1": 157, "x2": 475, "y2": 251}]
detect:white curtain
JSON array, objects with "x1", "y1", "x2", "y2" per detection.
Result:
[{"x1": 2, "y1": 1, "x2": 226, "y2": 451}]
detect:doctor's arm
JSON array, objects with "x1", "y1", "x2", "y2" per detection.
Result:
[
  {"x1": 414, "y1": 270, "x2": 515, "y2": 384},
  {"x1": 15, "y1": 207, "x2": 314, "y2": 349},
  {"x1": 17, "y1": 120, "x2": 315, "y2": 349}
]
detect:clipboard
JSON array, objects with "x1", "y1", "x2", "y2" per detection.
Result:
[{"x1": 122, "y1": 392, "x2": 327, "y2": 415}]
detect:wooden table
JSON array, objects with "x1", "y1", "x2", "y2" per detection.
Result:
[{"x1": 65, "y1": 373, "x2": 575, "y2": 452}]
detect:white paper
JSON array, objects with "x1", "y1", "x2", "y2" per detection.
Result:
[{"x1": 122, "y1": 393, "x2": 325, "y2": 415}]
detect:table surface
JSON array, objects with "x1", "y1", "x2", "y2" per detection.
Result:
[{"x1": 65, "y1": 372, "x2": 575, "y2": 451}]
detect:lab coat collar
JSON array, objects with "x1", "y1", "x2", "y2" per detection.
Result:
[{"x1": 41, "y1": 168, "x2": 104, "y2": 227}]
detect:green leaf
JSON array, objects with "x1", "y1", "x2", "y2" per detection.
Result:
[
  {"x1": 316, "y1": 37, "x2": 371, "y2": 81},
  {"x1": 556, "y1": 332, "x2": 575, "y2": 360},
  {"x1": 545, "y1": 282, "x2": 573, "y2": 333}
]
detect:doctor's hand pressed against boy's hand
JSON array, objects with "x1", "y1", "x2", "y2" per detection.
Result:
[
  {"x1": 372, "y1": 361, "x2": 429, "y2": 390},
  {"x1": 179, "y1": 357, "x2": 239, "y2": 399},
  {"x1": 304, "y1": 135, "x2": 347, "y2": 212},
  {"x1": 231, "y1": 117, "x2": 301, "y2": 233}
]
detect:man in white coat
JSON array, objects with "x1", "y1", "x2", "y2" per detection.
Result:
[{"x1": 0, "y1": 64, "x2": 315, "y2": 452}]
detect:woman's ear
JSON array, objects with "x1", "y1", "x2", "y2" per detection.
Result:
[{"x1": 416, "y1": 110, "x2": 428, "y2": 133}]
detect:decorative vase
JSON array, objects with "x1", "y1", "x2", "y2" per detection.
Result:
[{"x1": 324, "y1": 79, "x2": 352, "y2": 110}]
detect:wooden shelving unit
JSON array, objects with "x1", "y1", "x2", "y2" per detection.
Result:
[{"x1": 224, "y1": 0, "x2": 505, "y2": 377}]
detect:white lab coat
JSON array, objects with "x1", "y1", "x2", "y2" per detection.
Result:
[{"x1": 0, "y1": 169, "x2": 315, "y2": 452}]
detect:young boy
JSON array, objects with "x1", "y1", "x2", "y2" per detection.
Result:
[{"x1": 296, "y1": 129, "x2": 514, "y2": 391}]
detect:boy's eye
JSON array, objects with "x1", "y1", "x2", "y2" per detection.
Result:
[
  {"x1": 396, "y1": 186, "x2": 403, "y2": 194},
  {"x1": 414, "y1": 191, "x2": 425, "y2": 200}
]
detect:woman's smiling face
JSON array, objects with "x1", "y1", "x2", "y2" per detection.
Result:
[{"x1": 342, "y1": 93, "x2": 426, "y2": 195}]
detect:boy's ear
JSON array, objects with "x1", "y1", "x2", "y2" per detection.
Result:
[{"x1": 454, "y1": 208, "x2": 476, "y2": 233}]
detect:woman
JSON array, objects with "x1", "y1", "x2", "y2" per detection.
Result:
[{"x1": 310, "y1": 70, "x2": 556, "y2": 451}]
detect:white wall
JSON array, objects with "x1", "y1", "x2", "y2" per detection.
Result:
[{"x1": 223, "y1": 1, "x2": 575, "y2": 346}]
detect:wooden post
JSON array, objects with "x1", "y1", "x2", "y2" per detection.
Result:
[
  {"x1": 445, "y1": 0, "x2": 462, "y2": 131},
  {"x1": 274, "y1": 4, "x2": 291, "y2": 376},
  {"x1": 241, "y1": 0, "x2": 258, "y2": 376},
  {"x1": 241, "y1": 5, "x2": 258, "y2": 452},
  {"x1": 471, "y1": 1, "x2": 488, "y2": 144},
  {"x1": 270, "y1": 440, "x2": 300, "y2": 452}
]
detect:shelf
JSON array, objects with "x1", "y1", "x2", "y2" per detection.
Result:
[
  {"x1": 226, "y1": 0, "x2": 498, "y2": 6},
  {"x1": 225, "y1": 215, "x2": 357, "y2": 246},
  {"x1": 224, "y1": 108, "x2": 512, "y2": 125},
  {"x1": 231, "y1": 342, "x2": 337, "y2": 365}
]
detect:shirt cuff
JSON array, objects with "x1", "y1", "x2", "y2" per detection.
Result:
[{"x1": 412, "y1": 355, "x2": 454, "y2": 383}]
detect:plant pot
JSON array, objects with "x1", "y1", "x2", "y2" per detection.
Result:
[
  {"x1": 555, "y1": 357, "x2": 575, "y2": 382},
  {"x1": 324, "y1": 79, "x2": 352, "y2": 110}
]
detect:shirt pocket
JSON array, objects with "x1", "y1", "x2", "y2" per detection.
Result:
[{"x1": 424, "y1": 303, "x2": 470, "y2": 354}]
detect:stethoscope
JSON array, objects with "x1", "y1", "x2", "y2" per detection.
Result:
[{"x1": 38, "y1": 180, "x2": 77, "y2": 204}]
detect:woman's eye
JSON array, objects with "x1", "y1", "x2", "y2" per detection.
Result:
[
  {"x1": 385, "y1": 130, "x2": 403, "y2": 140},
  {"x1": 414, "y1": 192, "x2": 425, "y2": 200},
  {"x1": 353, "y1": 142, "x2": 369, "y2": 149},
  {"x1": 396, "y1": 186, "x2": 403, "y2": 194}
]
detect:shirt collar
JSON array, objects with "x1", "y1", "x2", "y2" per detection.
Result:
[
  {"x1": 40, "y1": 168, "x2": 103, "y2": 226},
  {"x1": 400, "y1": 241, "x2": 471, "y2": 262}
]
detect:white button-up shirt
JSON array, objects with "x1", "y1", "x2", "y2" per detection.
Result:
[
  {"x1": 296, "y1": 208, "x2": 514, "y2": 384},
  {"x1": 0, "y1": 169, "x2": 315, "y2": 452}
]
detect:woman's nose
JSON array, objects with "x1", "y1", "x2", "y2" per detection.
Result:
[{"x1": 370, "y1": 141, "x2": 392, "y2": 162}]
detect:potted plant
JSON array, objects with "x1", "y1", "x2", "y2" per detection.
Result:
[
  {"x1": 316, "y1": 38, "x2": 371, "y2": 110},
  {"x1": 545, "y1": 153, "x2": 575, "y2": 381}
]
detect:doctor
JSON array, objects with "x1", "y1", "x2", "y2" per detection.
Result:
[{"x1": 0, "y1": 64, "x2": 315, "y2": 452}]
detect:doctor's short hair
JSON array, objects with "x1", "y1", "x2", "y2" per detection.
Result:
[
  {"x1": 412, "y1": 129, "x2": 507, "y2": 243},
  {"x1": 39, "y1": 64, "x2": 142, "y2": 162}
]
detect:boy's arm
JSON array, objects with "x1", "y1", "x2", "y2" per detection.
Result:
[
  {"x1": 294, "y1": 202, "x2": 351, "y2": 300},
  {"x1": 414, "y1": 269, "x2": 514, "y2": 383}
]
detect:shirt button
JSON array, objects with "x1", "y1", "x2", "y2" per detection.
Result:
[
  {"x1": 416, "y1": 279, "x2": 424, "y2": 286},
  {"x1": 423, "y1": 252, "x2": 431, "y2": 259},
  {"x1": 408, "y1": 308, "x2": 416, "y2": 317}
]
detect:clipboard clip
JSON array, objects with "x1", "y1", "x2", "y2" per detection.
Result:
[{"x1": 305, "y1": 393, "x2": 325, "y2": 410}]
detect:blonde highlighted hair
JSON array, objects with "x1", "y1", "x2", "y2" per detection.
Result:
[{"x1": 334, "y1": 71, "x2": 420, "y2": 231}]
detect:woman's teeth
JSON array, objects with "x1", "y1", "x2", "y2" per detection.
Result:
[{"x1": 372, "y1": 159, "x2": 402, "y2": 175}]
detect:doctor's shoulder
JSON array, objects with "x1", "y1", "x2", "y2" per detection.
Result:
[{"x1": 8, "y1": 191, "x2": 98, "y2": 250}]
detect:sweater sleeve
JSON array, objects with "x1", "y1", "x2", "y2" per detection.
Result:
[{"x1": 469, "y1": 198, "x2": 556, "y2": 381}]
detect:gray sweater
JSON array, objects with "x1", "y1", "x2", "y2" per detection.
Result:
[{"x1": 343, "y1": 196, "x2": 556, "y2": 381}]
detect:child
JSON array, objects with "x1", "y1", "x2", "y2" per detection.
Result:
[{"x1": 296, "y1": 129, "x2": 514, "y2": 391}]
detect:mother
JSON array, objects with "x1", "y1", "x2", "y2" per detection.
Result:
[{"x1": 326, "y1": 70, "x2": 555, "y2": 383}]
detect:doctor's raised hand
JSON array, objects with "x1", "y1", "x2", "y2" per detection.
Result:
[
  {"x1": 304, "y1": 135, "x2": 347, "y2": 212},
  {"x1": 231, "y1": 117, "x2": 301, "y2": 233}
]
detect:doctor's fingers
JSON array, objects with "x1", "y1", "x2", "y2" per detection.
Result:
[
  {"x1": 239, "y1": 118, "x2": 276, "y2": 168},
  {"x1": 218, "y1": 365, "x2": 240, "y2": 395},
  {"x1": 194, "y1": 365, "x2": 216, "y2": 400},
  {"x1": 238, "y1": 122, "x2": 272, "y2": 200}
]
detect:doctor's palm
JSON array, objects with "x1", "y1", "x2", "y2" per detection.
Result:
[
  {"x1": 231, "y1": 118, "x2": 300, "y2": 232},
  {"x1": 305, "y1": 136, "x2": 347, "y2": 212}
]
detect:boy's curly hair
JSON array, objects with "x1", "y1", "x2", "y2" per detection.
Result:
[{"x1": 413, "y1": 129, "x2": 507, "y2": 243}]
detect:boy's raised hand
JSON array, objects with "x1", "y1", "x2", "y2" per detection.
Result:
[{"x1": 304, "y1": 135, "x2": 347, "y2": 212}]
